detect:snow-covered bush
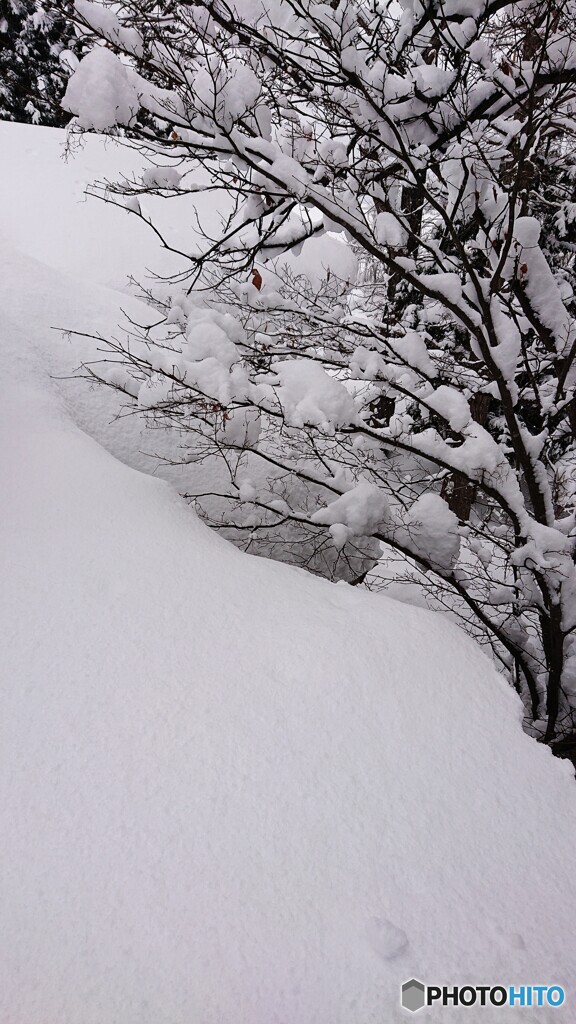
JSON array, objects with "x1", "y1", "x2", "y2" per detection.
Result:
[{"x1": 64, "y1": 0, "x2": 576, "y2": 752}]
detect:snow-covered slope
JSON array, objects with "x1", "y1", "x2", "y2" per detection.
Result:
[
  {"x1": 0, "y1": 122, "x2": 209, "y2": 289},
  {"x1": 2, "y1": 121, "x2": 576, "y2": 1024}
]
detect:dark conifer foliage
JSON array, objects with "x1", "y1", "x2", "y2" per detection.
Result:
[{"x1": 0, "y1": 0, "x2": 80, "y2": 125}]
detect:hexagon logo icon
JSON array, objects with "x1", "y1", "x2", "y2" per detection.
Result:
[{"x1": 401, "y1": 979, "x2": 426, "y2": 1012}]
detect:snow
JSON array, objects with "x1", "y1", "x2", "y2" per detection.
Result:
[
  {"x1": 62, "y1": 47, "x2": 141, "y2": 131},
  {"x1": 412, "y1": 64, "x2": 456, "y2": 97},
  {"x1": 193, "y1": 59, "x2": 261, "y2": 129},
  {"x1": 279, "y1": 231, "x2": 358, "y2": 286},
  {"x1": 426, "y1": 385, "x2": 472, "y2": 432},
  {"x1": 417, "y1": 271, "x2": 463, "y2": 306},
  {"x1": 2, "y1": 120, "x2": 576, "y2": 1023},
  {"x1": 186, "y1": 316, "x2": 239, "y2": 369},
  {"x1": 391, "y1": 329, "x2": 436, "y2": 378},
  {"x1": 513, "y1": 215, "x2": 541, "y2": 249},
  {"x1": 141, "y1": 165, "x2": 182, "y2": 189},
  {"x1": 0, "y1": 122, "x2": 220, "y2": 289},
  {"x1": 442, "y1": 0, "x2": 485, "y2": 17},
  {"x1": 375, "y1": 210, "x2": 407, "y2": 248},
  {"x1": 312, "y1": 479, "x2": 389, "y2": 537},
  {"x1": 270, "y1": 154, "x2": 311, "y2": 199},
  {"x1": 503, "y1": 216, "x2": 576, "y2": 359},
  {"x1": 401, "y1": 492, "x2": 461, "y2": 571},
  {"x1": 267, "y1": 359, "x2": 358, "y2": 429},
  {"x1": 382, "y1": 71, "x2": 413, "y2": 101},
  {"x1": 74, "y1": 0, "x2": 144, "y2": 58}
]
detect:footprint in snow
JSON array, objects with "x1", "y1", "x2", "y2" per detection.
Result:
[
  {"x1": 493, "y1": 924, "x2": 526, "y2": 950},
  {"x1": 366, "y1": 916, "x2": 409, "y2": 960}
]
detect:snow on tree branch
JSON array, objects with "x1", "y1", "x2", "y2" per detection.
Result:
[{"x1": 64, "y1": 0, "x2": 576, "y2": 752}]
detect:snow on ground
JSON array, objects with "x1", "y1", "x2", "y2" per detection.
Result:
[
  {"x1": 0, "y1": 122, "x2": 220, "y2": 290},
  {"x1": 2, "y1": 121, "x2": 576, "y2": 1023},
  {"x1": 0, "y1": 121, "x2": 229, "y2": 494}
]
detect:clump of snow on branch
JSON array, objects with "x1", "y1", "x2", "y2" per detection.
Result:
[
  {"x1": 62, "y1": 47, "x2": 139, "y2": 131},
  {"x1": 312, "y1": 480, "x2": 389, "y2": 543},
  {"x1": 401, "y1": 494, "x2": 461, "y2": 571},
  {"x1": 265, "y1": 361, "x2": 358, "y2": 430},
  {"x1": 426, "y1": 386, "x2": 472, "y2": 432}
]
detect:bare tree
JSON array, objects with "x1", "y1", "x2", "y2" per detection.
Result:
[{"x1": 62, "y1": 0, "x2": 576, "y2": 756}]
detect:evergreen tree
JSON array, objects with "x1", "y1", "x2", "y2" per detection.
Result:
[{"x1": 0, "y1": 0, "x2": 80, "y2": 126}]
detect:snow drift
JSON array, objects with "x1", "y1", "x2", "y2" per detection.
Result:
[{"x1": 1, "y1": 121, "x2": 576, "y2": 1023}]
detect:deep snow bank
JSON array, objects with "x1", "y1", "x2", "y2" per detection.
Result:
[{"x1": 1, "y1": 121, "x2": 576, "y2": 1024}]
